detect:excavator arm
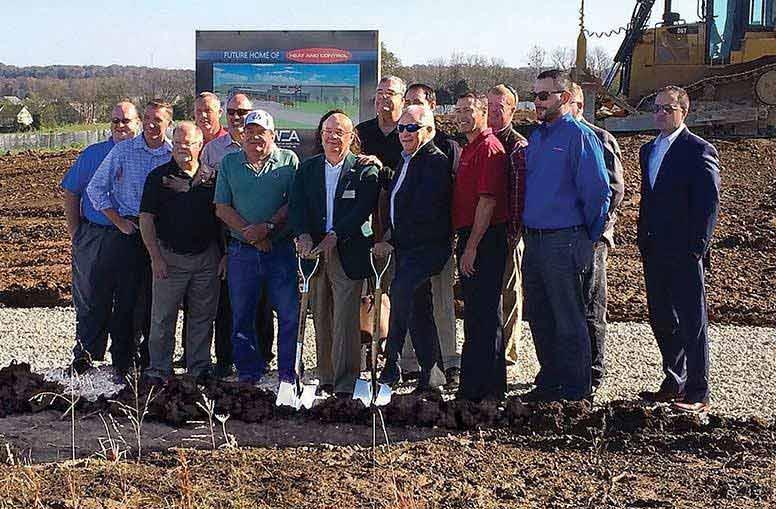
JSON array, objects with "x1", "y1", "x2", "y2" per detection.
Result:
[{"x1": 603, "y1": 0, "x2": 658, "y2": 94}]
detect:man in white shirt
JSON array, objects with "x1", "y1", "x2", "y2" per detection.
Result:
[{"x1": 637, "y1": 86, "x2": 720, "y2": 413}]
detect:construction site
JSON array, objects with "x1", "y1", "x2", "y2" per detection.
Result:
[{"x1": 0, "y1": 0, "x2": 776, "y2": 508}]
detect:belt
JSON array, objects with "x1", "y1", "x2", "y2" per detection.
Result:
[
  {"x1": 524, "y1": 225, "x2": 584, "y2": 236},
  {"x1": 83, "y1": 219, "x2": 117, "y2": 230}
]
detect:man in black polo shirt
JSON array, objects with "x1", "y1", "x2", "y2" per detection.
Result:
[
  {"x1": 139, "y1": 122, "x2": 222, "y2": 380},
  {"x1": 356, "y1": 75, "x2": 406, "y2": 173}
]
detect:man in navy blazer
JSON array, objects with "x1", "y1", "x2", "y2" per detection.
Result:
[
  {"x1": 376, "y1": 105, "x2": 452, "y2": 392},
  {"x1": 638, "y1": 85, "x2": 720, "y2": 413}
]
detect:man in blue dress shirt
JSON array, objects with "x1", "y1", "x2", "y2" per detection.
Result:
[
  {"x1": 61, "y1": 101, "x2": 141, "y2": 374},
  {"x1": 521, "y1": 70, "x2": 611, "y2": 402}
]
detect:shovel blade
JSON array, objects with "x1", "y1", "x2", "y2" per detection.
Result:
[
  {"x1": 276, "y1": 381, "x2": 301, "y2": 410},
  {"x1": 374, "y1": 383, "x2": 393, "y2": 406},
  {"x1": 353, "y1": 378, "x2": 373, "y2": 407},
  {"x1": 300, "y1": 381, "x2": 319, "y2": 409}
]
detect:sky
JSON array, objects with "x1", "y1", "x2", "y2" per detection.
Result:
[{"x1": 0, "y1": 0, "x2": 701, "y2": 69}]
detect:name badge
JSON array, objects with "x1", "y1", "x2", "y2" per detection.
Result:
[{"x1": 342, "y1": 190, "x2": 356, "y2": 199}]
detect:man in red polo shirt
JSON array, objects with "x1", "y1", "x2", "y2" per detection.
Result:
[{"x1": 453, "y1": 92, "x2": 509, "y2": 402}]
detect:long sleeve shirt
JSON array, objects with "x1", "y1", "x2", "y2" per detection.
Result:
[
  {"x1": 523, "y1": 113, "x2": 611, "y2": 241},
  {"x1": 86, "y1": 134, "x2": 172, "y2": 217}
]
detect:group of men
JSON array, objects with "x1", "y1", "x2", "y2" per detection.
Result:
[{"x1": 62, "y1": 68, "x2": 720, "y2": 411}]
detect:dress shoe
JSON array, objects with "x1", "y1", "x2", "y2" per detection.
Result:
[
  {"x1": 316, "y1": 384, "x2": 334, "y2": 396},
  {"x1": 69, "y1": 358, "x2": 93, "y2": 376},
  {"x1": 213, "y1": 364, "x2": 235, "y2": 379},
  {"x1": 411, "y1": 384, "x2": 442, "y2": 397},
  {"x1": 378, "y1": 363, "x2": 402, "y2": 387},
  {"x1": 520, "y1": 387, "x2": 561, "y2": 403},
  {"x1": 671, "y1": 400, "x2": 710, "y2": 413},
  {"x1": 639, "y1": 388, "x2": 685, "y2": 403}
]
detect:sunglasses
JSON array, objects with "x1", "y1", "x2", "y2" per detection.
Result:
[
  {"x1": 227, "y1": 108, "x2": 252, "y2": 116},
  {"x1": 111, "y1": 118, "x2": 135, "y2": 126},
  {"x1": 397, "y1": 123, "x2": 426, "y2": 133},
  {"x1": 530, "y1": 90, "x2": 566, "y2": 101},
  {"x1": 653, "y1": 104, "x2": 682, "y2": 114}
]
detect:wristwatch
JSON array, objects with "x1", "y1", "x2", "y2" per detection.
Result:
[{"x1": 265, "y1": 221, "x2": 276, "y2": 234}]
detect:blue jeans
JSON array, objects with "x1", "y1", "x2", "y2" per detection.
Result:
[
  {"x1": 227, "y1": 239, "x2": 299, "y2": 383},
  {"x1": 524, "y1": 226, "x2": 593, "y2": 400}
]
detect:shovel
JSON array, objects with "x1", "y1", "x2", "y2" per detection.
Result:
[
  {"x1": 276, "y1": 255, "x2": 321, "y2": 410},
  {"x1": 354, "y1": 250, "x2": 393, "y2": 407}
]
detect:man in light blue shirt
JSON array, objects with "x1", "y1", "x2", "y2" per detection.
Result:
[
  {"x1": 85, "y1": 99, "x2": 173, "y2": 378},
  {"x1": 61, "y1": 101, "x2": 141, "y2": 374},
  {"x1": 521, "y1": 70, "x2": 610, "y2": 403}
]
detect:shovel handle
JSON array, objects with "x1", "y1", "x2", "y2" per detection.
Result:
[
  {"x1": 298, "y1": 255, "x2": 321, "y2": 294},
  {"x1": 369, "y1": 251, "x2": 391, "y2": 291}
]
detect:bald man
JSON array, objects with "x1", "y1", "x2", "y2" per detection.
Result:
[
  {"x1": 291, "y1": 111, "x2": 380, "y2": 396},
  {"x1": 487, "y1": 84, "x2": 528, "y2": 368},
  {"x1": 376, "y1": 105, "x2": 452, "y2": 392},
  {"x1": 62, "y1": 101, "x2": 142, "y2": 374},
  {"x1": 140, "y1": 122, "x2": 222, "y2": 380}
]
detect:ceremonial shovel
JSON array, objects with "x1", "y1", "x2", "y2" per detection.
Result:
[
  {"x1": 353, "y1": 250, "x2": 393, "y2": 407},
  {"x1": 276, "y1": 255, "x2": 320, "y2": 410}
]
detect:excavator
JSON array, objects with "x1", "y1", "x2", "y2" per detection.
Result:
[{"x1": 601, "y1": 0, "x2": 776, "y2": 136}]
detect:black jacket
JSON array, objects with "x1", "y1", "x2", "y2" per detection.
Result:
[
  {"x1": 387, "y1": 141, "x2": 452, "y2": 274},
  {"x1": 290, "y1": 152, "x2": 380, "y2": 280},
  {"x1": 637, "y1": 127, "x2": 720, "y2": 262}
]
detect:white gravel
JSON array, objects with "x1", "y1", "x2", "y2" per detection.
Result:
[{"x1": 0, "y1": 307, "x2": 774, "y2": 419}]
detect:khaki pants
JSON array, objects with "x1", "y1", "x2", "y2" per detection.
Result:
[
  {"x1": 388, "y1": 256, "x2": 460, "y2": 372},
  {"x1": 310, "y1": 249, "x2": 363, "y2": 393},
  {"x1": 147, "y1": 243, "x2": 220, "y2": 378},
  {"x1": 502, "y1": 239, "x2": 524, "y2": 365}
]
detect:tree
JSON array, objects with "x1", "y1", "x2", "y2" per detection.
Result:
[
  {"x1": 381, "y1": 42, "x2": 402, "y2": 78},
  {"x1": 587, "y1": 46, "x2": 614, "y2": 79},
  {"x1": 550, "y1": 46, "x2": 575, "y2": 71},
  {"x1": 526, "y1": 45, "x2": 546, "y2": 77}
]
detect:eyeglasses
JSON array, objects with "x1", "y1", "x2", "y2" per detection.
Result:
[
  {"x1": 227, "y1": 108, "x2": 252, "y2": 117},
  {"x1": 653, "y1": 104, "x2": 682, "y2": 114},
  {"x1": 530, "y1": 90, "x2": 566, "y2": 101},
  {"x1": 322, "y1": 128, "x2": 352, "y2": 138},
  {"x1": 397, "y1": 123, "x2": 426, "y2": 133},
  {"x1": 111, "y1": 118, "x2": 135, "y2": 126}
]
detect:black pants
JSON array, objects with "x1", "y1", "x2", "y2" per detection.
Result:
[
  {"x1": 583, "y1": 241, "x2": 608, "y2": 388},
  {"x1": 643, "y1": 253, "x2": 710, "y2": 403},
  {"x1": 381, "y1": 250, "x2": 446, "y2": 387},
  {"x1": 456, "y1": 224, "x2": 508, "y2": 401},
  {"x1": 524, "y1": 226, "x2": 593, "y2": 401},
  {"x1": 181, "y1": 279, "x2": 274, "y2": 369},
  {"x1": 72, "y1": 223, "x2": 146, "y2": 372}
]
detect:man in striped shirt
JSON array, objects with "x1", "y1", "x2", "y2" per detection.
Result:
[{"x1": 86, "y1": 99, "x2": 173, "y2": 378}]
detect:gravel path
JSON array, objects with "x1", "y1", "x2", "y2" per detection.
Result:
[{"x1": 1, "y1": 307, "x2": 773, "y2": 419}]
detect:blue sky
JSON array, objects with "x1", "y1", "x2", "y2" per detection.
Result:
[{"x1": 0, "y1": 0, "x2": 700, "y2": 69}]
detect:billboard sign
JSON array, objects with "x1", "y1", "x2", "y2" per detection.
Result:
[{"x1": 196, "y1": 30, "x2": 379, "y2": 158}]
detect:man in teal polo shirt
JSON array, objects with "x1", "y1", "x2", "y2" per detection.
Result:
[{"x1": 214, "y1": 109, "x2": 300, "y2": 384}]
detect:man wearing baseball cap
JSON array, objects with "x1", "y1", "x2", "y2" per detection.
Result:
[{"x1": 214, "y1": 109, "x2": 300, "y2": 384}]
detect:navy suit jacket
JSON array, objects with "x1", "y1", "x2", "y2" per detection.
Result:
[
  {"x1": 637, "y1": 127, "x2": 720, "y2": 262},
  {"x1": 387, "y1": 141, "x2": 452, "y2": 275}
]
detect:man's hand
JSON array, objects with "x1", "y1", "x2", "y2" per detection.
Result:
[
  {"x1": 242, "y1": 223, "x2": 270, "y2": 243},
  {"x1": 151, "y1": 255, "x2": 169, "y2": 280},
  {"x1": 218, "y1": 255, "x2": 227, "y2": 280},
  {"x1": 161, "y1": 175, "x2": 190, "y2": 193},
  {"x1": 117, "y1": 217, "x2": 138, "y2": 235},
  {"x1": 372, "y1": 241, "x2": 393, "y2": 259},
  {"x1": 311, "y1": 232, "x2": 337, "y2": 258},
  {"x1": 253, "y1": 239, "x2": 272, "y2": 252},
  {"x1": 459, "y1": 246, "x2": 477, "y2": 277},
  {"x1": 295, "y1": 234, "x2": 314, "y2": 258},
  {"x1": 357, "y1": 154, "x2": 383, "y2": 169}
]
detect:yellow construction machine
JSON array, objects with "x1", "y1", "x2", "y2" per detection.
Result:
[{"x1": 602, "y1": 0, "x2": 776, "y2": 136}]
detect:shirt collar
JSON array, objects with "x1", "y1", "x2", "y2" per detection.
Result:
[
  {"x1": 468, "y1": 128, "x2": 494, "y2": 148},
  {"x1": 134, "y1": 133, "x2": 171, "y2": 154},
  {"x1": 540, "y1": 112, "x2": 574, "y2": 135},
  {"x1": 656, "y1": 124, "x2": 686, "y2": 145},
  {"x1": 401, "y1": 140, "x2": 429, "y2": 163}
]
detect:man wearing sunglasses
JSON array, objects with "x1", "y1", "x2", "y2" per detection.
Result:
[
  {"x1": 521, "y1": 70, "x2": 610, "y2": 403},
  {"x1": 375, "y1": 105, "x2": 452, "y2": 393},
  {"x1": 452, "y1": 92, "x2": 510, "y2": 402},
  {"x1": 87, "y1": 99, "x2": 174, "y2": 380},
  {"x1": 569, "y1": 83, "x2": 625, "y2": 395},
  {"x1": 637, "y1": 86, "x2": 720, "y2": 414},
  {"x1": 62, "y1": 101, "x2": 141, "y2": 374}
]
